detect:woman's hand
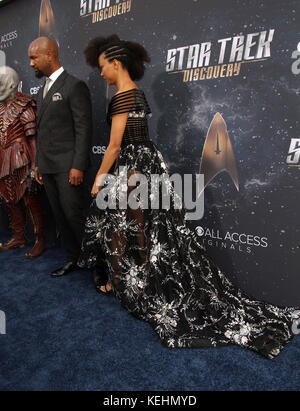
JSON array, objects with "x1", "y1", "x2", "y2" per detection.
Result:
[
  {"x1": 91, "y1": 173, "x2": 105, "y2": 197},
  {"x1": 91, "y1": 181, "x2": 100, "y2": 197}
]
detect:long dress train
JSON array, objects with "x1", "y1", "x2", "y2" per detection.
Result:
[{"x1": 78, "y1": 89, "x2": 299, "y2": 359}]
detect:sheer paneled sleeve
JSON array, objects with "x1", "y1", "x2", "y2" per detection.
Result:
[{"x1": 107, "y1": 89, "x2": 151, "y2": 121}]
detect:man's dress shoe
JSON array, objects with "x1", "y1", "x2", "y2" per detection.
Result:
[{"x1": 51, "y1": 262, "x2": 79, "y2": 278}]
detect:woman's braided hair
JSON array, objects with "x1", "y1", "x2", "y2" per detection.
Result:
[{"x1": 84, "y1": 34, "x2": 150, "y2": 81}]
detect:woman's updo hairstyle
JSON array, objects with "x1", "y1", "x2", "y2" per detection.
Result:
[{"x1": 84, "y1": 34, "x2": 150, "y2": 81}]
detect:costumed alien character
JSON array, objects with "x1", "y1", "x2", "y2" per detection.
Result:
[{"x1": 0, "y1": 66, "x2": 45, "y2": 258}]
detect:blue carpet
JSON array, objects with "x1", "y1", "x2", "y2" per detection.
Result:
[{"x1": 0, "y1": 229, "x2": 299, "y2": 391}]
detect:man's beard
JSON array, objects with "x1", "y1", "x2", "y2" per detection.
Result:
[{"x1": 34, "y1": 69, "x2": 44, "y2": 78}]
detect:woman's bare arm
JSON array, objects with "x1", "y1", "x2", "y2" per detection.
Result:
[{"x1": 91, "y1": 112, "x2": 128, "y2": 195}]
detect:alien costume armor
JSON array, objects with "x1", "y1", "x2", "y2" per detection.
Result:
[{"x1": 0, "y1": 66, "x2": 45, "y2": 258}]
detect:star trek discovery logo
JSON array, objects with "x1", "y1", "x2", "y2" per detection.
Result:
[
  {"x1": 166, "y1": 29, "x2": 274, "y2": 82},
  {"x1": 80, "y1": 0, "x2": 132, "y2": 24}
]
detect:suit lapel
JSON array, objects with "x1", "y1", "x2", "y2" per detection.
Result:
[{"x1": 37, "y1": 71, "x2": 68, "y2": 125}]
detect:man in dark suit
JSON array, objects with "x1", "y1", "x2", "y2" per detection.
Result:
[{"x1": 28, "y1": 37, "x2": 92, "y2": 277}]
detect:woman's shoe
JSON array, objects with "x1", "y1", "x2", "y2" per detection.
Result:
[
  {"x1": 98, "y1": 282, "x2": 113, "y2": 296},
  {"x1": 91, "y1": 267, "x2": 112, "y2": 295}
]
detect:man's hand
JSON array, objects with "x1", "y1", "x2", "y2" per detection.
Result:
[
  {"x1": 69, "y1": 168, "x2": 84, "y2": 186},
  {"x1": 34, "y1": 166, "x2": 43, "y2": 185}
]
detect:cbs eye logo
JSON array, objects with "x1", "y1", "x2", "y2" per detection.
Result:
[{"x1": 195, "y1": 226, "x2": 205, "y2": 236}]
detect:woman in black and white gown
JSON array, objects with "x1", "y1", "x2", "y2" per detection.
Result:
[{"x1": 78, "y1": 35, "x2": 299, "y2": 359}]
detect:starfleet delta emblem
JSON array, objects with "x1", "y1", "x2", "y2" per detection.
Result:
[
  {"x1": 39, "y1": 0, "x2": 59, "y2": 47},
  {"x1": 199, "y1": 112, "x2": 239, "y2": 192}
]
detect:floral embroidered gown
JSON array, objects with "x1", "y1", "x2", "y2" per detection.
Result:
[{"x1": 78, "y1": 88, "x2": 299, "y2": 359}]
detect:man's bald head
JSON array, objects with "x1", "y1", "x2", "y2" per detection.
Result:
[
  {"x1": 28, "y1": 37, "x2": 60, "y2": 78},
  {"x1": 29, "y1": 37, "x2": 58, "y2": 57}
]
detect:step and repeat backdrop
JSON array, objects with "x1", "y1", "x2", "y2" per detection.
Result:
[{"x1": 0, "y1": 0, "x2": 299, "y2": 305}]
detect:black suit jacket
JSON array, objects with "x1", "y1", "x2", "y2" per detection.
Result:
[{"x1": 36, "y1": 70, "x2": 92, "y2": 174}]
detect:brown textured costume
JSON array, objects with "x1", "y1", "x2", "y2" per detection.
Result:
[{"x1": 0, "y1": 92, "x2": 45, "y2": 258}]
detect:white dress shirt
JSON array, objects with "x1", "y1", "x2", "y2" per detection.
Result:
[{"x1": 46, "y1": 66, "x2": 64, "y2": 92}]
